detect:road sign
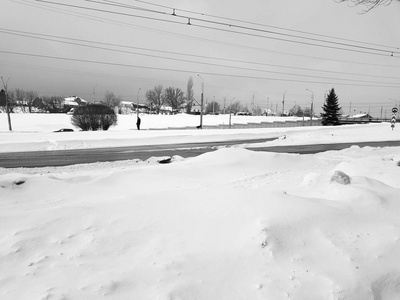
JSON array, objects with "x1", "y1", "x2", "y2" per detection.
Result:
[{"x1": 391, "y1": 113, "x2": 397, "y2": 130}]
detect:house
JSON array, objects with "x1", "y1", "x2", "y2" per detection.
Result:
[
  {"x1": 351, "y1": 113, "x2": 373, "y2": 121},
  {"x1": 64, "y1": 96, "x2": 87, "y2": 106}
]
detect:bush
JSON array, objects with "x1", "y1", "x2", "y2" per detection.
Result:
[{"x1": 71, "y1": 104, "x2": 117, "y2": 131}]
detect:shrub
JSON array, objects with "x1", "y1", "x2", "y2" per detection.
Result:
[{"x1": 71, "y1": 104, "x2": 117, "y2": 131}]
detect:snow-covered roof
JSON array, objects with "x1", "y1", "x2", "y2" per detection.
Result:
[
  {"x1": 351, "y1": 113, "x2": 372, "y2": 119},
  {"x1": 64, "y1": 96, "x2": 87, "y2": 106}
]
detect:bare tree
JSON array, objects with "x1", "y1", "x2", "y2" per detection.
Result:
[
  {"x1": 42, "y1": 96, "x2": 65, "y2": 113},
  {"x1": 289, "y1": 104, "x2": 303, "y2": 117},
  {"x1": 15, "y1": 88, "x2": 27, "y2": 112},
  {"x1": 186, "y1": 77, "x2": 194, "y2": 114},
  {"x1": 164, "y1": 87, "x2": 185, "y2": 111},
  {"x1": 145, "y1": 85, "x2": 164, "y2": 114},
  {"x1": 227, "y1": 101, "x2": 242, "y2": 115},
  {"x1": 253, "y1": 105, "x2": 263, "y2": 116},
  {"x1": 205, "y1": 101, "x2": 220, "y2": 114},
  {"x1": 26, "y1": 90, "x2": 39, "y2": 113},
  {"x1": 103, "y1": 91, "x2": 122, "y2": 109},
  {"x1": 336, "y1": 0, "x2": 395, "y2": 12}
]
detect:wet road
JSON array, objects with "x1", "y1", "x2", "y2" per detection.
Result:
[{"x1": 1, "y1": 138, "x2": 400, "y2": 168}]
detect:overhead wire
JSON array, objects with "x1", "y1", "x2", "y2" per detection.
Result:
[
  {"x1": 126, "y1": 0, "x2": 399, "y2": 50},
  {"x1": 98, "y1": 0, "x2": 399, "y2": 53},
  {"x1": 13, "y1": 0, "x2": 400, "y2": 69},
  {"x1": 33, "y1": 0, "x2": 400, "y2": 57},
  {"x1": 2, "y1": 27, "x2": 400, "y2": 83},
  {"x1": 2, "y1": 49, "x2": 400, "y2": 89}
]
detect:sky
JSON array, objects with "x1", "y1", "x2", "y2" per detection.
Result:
[
  {"x1": 1, "y1": 0, "x2": 400, "y2": 117},
  {"x1": 1, "y1": 115, "x2": 400, "y2": 299}
]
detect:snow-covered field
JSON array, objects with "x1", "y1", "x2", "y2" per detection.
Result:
[{"x1": 1, "y1": 113, "x2": 400, "y2": 299}]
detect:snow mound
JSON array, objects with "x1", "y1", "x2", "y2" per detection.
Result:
[{"x1": 1, "y1": 147, "x2": 400, "y2": 299}]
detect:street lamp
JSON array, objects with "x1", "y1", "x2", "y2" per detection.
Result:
[
  {"x1": 136, "y1": 87, "x2": 141, "y2": 118},
  {"x1": 213, "y1": 95, "x2": 215, "y2": 115},
  {"x1": 229, "y1": 97, "x2": 235, "y2": 128},
  {"x1": 223, "y1": 95, "x2": 228, "y2": 114},
  {"x1": 305, "y1": 88, "x2": 314, "y2": 123},
  {"x1": 197, "y1": 74, "x2": 204, "y2": 128},
  {"x1": 93, "y1": 84, "x2": 97, "y2": 102}
]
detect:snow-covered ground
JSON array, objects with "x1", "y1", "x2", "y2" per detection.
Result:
[
  {"x1": 1, "y1": 113, "x2": 400, "y2": 299},
  {"x1": 0, "y1": 113, "x2": 398, "y2": 153}
]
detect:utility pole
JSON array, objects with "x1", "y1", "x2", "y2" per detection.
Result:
[
  {"x1": 306, "y1": 88, "x2": 314, "y2": 124},
  {"x1": 223, "y1": 97, "x2": 226, "y2": 114},
  {"x1": 252, "y1": 93, "x2": 254, "y2": 116},
  {"x1": 213, "y1": 96, "x2": 215, "y2": 115},
  {"x1": 1, "y1": 76, "x2": 12, "y2": 131},
  {"x1": 93, "y1": 84, "x2": 97, "y2": 102},
  {"x1": 229, "y1": 97, "x2": 235, "y2": 128},
  {"x1": 197, "y1": 74, "x2": 204, "y2": 128},
  {"x1": 282, "y1": 91, "x2": 286, "y2": 116},
  {"x1": 136, "y1": 87, "x2": 141, "y2": 118}
]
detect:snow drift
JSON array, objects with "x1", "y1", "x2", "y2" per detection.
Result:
[{"x1": 1, "y1": 145, "x2": 400, "y2": 299}]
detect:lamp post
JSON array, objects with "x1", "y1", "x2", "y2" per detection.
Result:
[
  {"x1": 223, "y1": 95, "x2": 228, "y2": 114},
  {"x1": 306, "y1": 88, "x2": 314, "y2": 124},
  {"x1": 229, "y1": 97, "x2": 235, "y2": 129},
  {"x1": 197, "y1": 74, "x2": 204, "y2": 128},
  {"x1": 136, "y1": 87, "x2": 141, "y2": 118},
  {"x1": 93, "y1": 84, "x2": 97, "y2": 102},
  {"x1": 213, "y1": 95, "x2": 215, "y2": 115}
]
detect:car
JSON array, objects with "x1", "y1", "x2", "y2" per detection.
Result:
[{"x1": 54, "y1": 128, "x2": 74, "y2": 132}]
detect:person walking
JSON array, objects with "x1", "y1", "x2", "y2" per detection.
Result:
[{"x1": 136, "y1": 116, "x2": 141, "y2": 130}]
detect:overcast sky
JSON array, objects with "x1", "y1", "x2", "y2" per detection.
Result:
[{"x1": 1, "y1": 0, "x2": 400, "y2": 116}]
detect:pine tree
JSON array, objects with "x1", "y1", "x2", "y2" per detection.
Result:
[{"x1": 321, "y1": 88, "x2": 341, "y2": 125}]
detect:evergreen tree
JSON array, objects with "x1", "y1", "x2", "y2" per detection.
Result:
[{"x1": 321, "y1": 88, "x2": 341, "y2": 125}]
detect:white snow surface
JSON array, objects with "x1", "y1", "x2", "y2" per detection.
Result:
[{"x1": 1, "y1": 113, "x2": 400, "y2": 300}]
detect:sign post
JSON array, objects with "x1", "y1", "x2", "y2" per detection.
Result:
[{"x1": 391, "y1": 107, "x2": 398, "y2": 131}]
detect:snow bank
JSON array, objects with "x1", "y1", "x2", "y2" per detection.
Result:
[
  {"x1": 1, "y1": 146, "x2": 400, "y2": 299},
  {"x1": 0, "y1": 113, "x2": 398, "y2": 153}
]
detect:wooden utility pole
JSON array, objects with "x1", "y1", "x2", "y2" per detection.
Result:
[{"x1": 1, "y1": 76, "x2": 12, "y2": 131}]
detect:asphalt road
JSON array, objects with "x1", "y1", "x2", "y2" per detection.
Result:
[
  {"x1": 1, "y1": 138, "x2": 400, "y2": 168},
  {"x1": 0, "y1": 137, "x2": 274, "y2": 168}
]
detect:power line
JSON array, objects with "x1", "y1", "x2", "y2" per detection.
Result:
[
  {"x1": 14, "y1": 1, "x2": 400, "y2": 69},
  {"x1": 126, "y1": 0, "x2": 399, "y2": 50},
  {"x1": 2, "y1": 28, "x2": 400, "y2": 83},
  {"x1": 2, "y1": 49, "x2": 400, "y2": 88},
  {"x1": 98, "y1": 0, "x2": 399, "y2": 52},
  {"x1": 33, "y1": 0, "x2": 400, "y2": 57}
]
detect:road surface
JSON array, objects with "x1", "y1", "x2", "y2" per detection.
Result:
[{"x1": 1, "y1": 138, "x2": 400, "y2": 168}]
